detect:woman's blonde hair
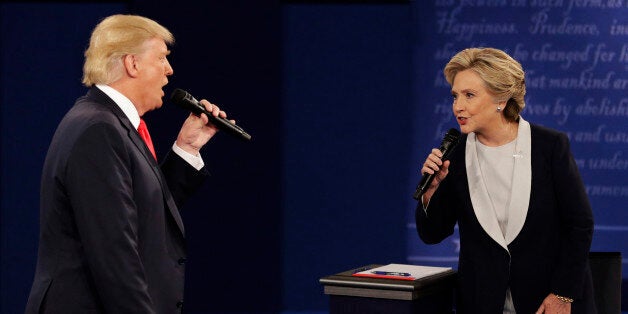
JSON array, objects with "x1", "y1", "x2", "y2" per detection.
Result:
[
  {"x1": 82, "y1": 14, "x2": 174, "y2": 86},
  {"x1": 444, "y1": 47, "x2": 526, "y2": 122}
]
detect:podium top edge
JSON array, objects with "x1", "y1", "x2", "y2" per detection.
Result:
[{"x1": 319, "y1": 264, "x2": 456, "y2": 291}]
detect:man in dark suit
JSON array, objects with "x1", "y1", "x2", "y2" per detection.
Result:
[{"x1": 25, "y1": 14, "x2": 231, "y2": 313}]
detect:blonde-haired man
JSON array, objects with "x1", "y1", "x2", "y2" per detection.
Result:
[{"x1": 26, "y1": 14, "x2": 229, "y2": 313}]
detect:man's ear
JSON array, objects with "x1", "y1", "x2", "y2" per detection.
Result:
[{"x1": 122, "y1": 54, "x2": 140, "y2": 78}]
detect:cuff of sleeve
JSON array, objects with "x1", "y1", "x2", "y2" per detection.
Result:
[
  {"x1": 172, "y1": 142, "x2": 205, "y2": 171},
  {"x1": 554, "y1": 294, "x2": 574, "y2": 303},
  {"x1": 421, "y1": 194, "x2": 430, "y2": 214}
]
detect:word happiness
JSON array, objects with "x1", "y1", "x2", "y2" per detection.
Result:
[{"x1": 435, "y1": 1, "x2": 626, "y2": 41}]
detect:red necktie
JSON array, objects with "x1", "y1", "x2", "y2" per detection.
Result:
[{"x1": 138, "y1": 118, "x2": 157, "y2": 161}]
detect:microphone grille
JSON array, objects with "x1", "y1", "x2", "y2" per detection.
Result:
[
  {"x1": 169, "y1": 88, "x2": 187, "y2": 103},
  {"x1": 444, "y1": 128, "x2": 461, "y2": 142}
]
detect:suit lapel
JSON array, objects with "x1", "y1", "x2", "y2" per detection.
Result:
[
  {"x1": 86, "y1": 88, "x2": 186, "y2": 237},
  {"x1": 465, "y1": 118, "x2": 533, "y2": 251},
  {"x1": 126, "y1": 126, "x2": 186, "y2": 236},
  {"x1": 504, "y1": 118, "x2": 531, "y2": 245},
  {"x1": 466, "y1": 134, "x2": 509, "y2": 251}
]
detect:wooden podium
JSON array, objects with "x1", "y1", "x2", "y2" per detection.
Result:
[{"x1": 320, "y1": 264, "x2": 456, "y2": 314}]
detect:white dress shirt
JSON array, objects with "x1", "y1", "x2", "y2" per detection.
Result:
[{"x1": 96, "y1": 84, "x2": 205, "y2": 170}]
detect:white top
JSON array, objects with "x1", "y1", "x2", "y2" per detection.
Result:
[
  {"x1": 475, "y1": 138, "x2": 519, "y2": 313},
  {"x1": 96, "y1": 84, "x2": 204, "y2": 170},
  {"x1": 475, "y1": 139, "x2": 516, "y2": 236},
  {"x1": 465, "y1": 117, "x2": 532, "y2": 251}
]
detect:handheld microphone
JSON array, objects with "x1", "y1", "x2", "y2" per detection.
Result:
[
  {"x1": 412, "y1": 128, "x2": 461, "y2": 200},
  {"x1": 169, "y1": 88, "x2": 252, "y2": 141}
]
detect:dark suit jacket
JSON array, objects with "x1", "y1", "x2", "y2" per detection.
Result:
[
  {"x1": 26, "y1": 87, "x2": 208, "y2": 314},
  {"x1": 416, "y1": 123, "x2": 596, "y2": 313}
]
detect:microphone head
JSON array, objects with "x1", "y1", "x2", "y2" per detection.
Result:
[
  {"x1": 169, "y1": 88, "x2": 204, "y2": 115},
  {"x1": 170, "y1": 88, "x2": 190, "y2": 105},
  {"x1": 440, "y1": 128, "x2": 461, "y2": 159},
  {"x1": 444, "y1": 128, "x2": 461, "y2": 142}
]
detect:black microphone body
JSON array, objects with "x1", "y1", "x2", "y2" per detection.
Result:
[
  {"x1": 413, "y1": 128, "x2": 461, "y2": 200},
  {"x1": 169, "y1": 88, "x2": 252, "y2": 141}
]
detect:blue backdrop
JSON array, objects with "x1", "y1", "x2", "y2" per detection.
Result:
[
  {"x1": 406, "y1": 3, "x2": 627, "y2": 313},
  {"x1": 406, "y1": 0, "x2": 627, "y2": 277}
]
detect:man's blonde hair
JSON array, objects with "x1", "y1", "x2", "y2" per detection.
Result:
[
  {"x1": 82, "y1": 14, "x2": 174, "y2": 87},
  {"x1": 444, "y1": 47, "x2": 526, "y2": 122}
]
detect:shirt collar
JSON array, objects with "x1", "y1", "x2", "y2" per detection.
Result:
[{"x1": 96, "y1": 84, "x2": 141, "y2": 130}]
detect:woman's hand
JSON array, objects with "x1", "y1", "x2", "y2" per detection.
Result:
[
  {"x1": 535, "y1": 293, "x2": 571, "y2": 314},
  {"x1": 420, "y1": 148, "x2": 450, "y2": 204}
]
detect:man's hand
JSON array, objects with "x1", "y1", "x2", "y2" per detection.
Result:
[{"x1": 175, "y1": 99, "x2": 235, "y2": 156}]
